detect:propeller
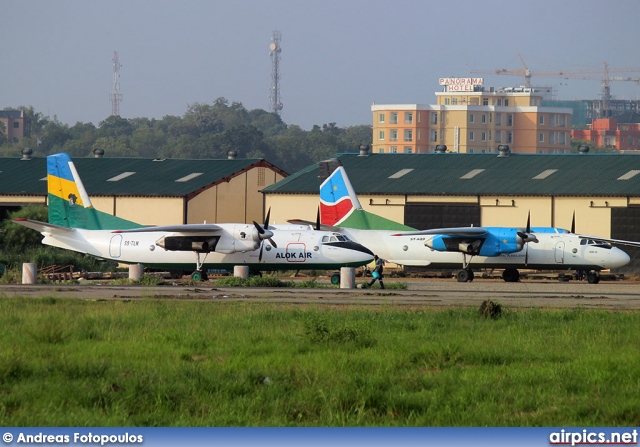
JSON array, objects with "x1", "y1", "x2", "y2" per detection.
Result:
[
  {"x1": 516, "y1": 211, "x2": 538, "y2": 265},
  {"x1": 253, "y1": 208, "x2": 277, "y2": 261},
  {"x1": 570, "y1": 211, "x2": 576, "y2": 234},
  {"x1": 315, "y1": 207, "x2": 321, "y2": 231}
]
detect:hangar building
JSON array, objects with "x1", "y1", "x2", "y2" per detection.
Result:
[
  {"x1": 263, "y1": 147, "x2": 640, "y2": 274},
  {"x1": 0, "y1": 151, "x2": 287, "y2": 226}
]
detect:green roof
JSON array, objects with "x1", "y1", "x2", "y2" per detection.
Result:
[
  {"x1": 0, "y1": 156, "x2": 286, "y2": 197},
  {"x1": 263, "y1": 152, "x2": 640, "y2": 197}
]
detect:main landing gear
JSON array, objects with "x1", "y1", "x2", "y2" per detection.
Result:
[
  {"x1": 456, "y1": 268, "x2": 474, "y2": 282},
  {"x1": 502, "y1": 268, "x2": 520, "y2": 283},
  {"x1": 191, "y1": 252, "x2": 210, "y2": 282},
  {"x1": 456, "y1": 253, "x2": 475, "y2": 282},
  {"x1": 586, "y1": 271, "x2": 600, "y2": 284},
  {"x1": 191, "y1": 270, "x2": 208, "y2": 281}
]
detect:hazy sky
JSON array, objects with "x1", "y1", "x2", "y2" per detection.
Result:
[{"x1": 3, "y1": 0, "x2": 640, "y2": 130}]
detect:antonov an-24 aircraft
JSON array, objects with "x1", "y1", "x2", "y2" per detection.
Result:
[
  {"x1": 291, "y1": 164, "x2": 638, "y2": 284},
  {"x1": 13, "y1": 153, "x2": 374, "y2": 281}
]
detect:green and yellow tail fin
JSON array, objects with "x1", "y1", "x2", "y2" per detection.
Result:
[{"x1": 47, "y1": 153, "x2": 142, "y2": 230}]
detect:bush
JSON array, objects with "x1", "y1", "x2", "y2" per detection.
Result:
[{"x1": 479, "y1": 300, "x2": 502, "y2": 319}]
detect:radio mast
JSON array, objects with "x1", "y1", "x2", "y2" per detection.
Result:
[
  {"x1": 269, "y1": 31, "x2": 283, "y2": 115},
  {"x1": 110, "y1": 51, "x2": 122, "y2": 116}
]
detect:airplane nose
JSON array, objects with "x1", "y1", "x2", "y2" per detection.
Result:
[
  {"x1": 342, "y1": 241, "x2": 374, "y2": 257},
  {"x1": 610, "y1": 247, "x2": 631, "y2": 269}
]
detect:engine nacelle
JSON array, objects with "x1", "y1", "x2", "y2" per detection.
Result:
[
  {"x1": 478, "y1": 228, "x2": 524, "y2": 256},
  {"x1": 156, "y1": 236, "x2": 220, "y2": 252},
  {"x1": 425, "y1": 228, "x2": 526, "y2": 256},
  {"x1": 214, "y1": 224, "x2": 262, "y2": 254}
]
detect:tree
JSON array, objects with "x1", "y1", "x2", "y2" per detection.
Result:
[
  {"x1": 97, "y1": 115, "x2": 135, "y2": 139},
  {"x1": 40, "y1": 120, "x2": 72, "y2": 154},
  {"x1": 184, "y1": 103, "x2": 224, "y2": 135},
  {"x1": 248, "y1": 109, "x2": 287, "y2": 137},
  {"x1": 0, "y1": 205, "x2": 48, "y2": 248},
  {"x1": 340, "y1": 125, "x2": 373, "y2": 151},
  {"x1": 218, "y1": 125, "x2": 267, "y2": 158},
  {"x1": 130, "y1": 125, "x2": 167, "y2": 158},
  {"x1": 18, "y1": 105, "x2": 49, "y2": 136}
]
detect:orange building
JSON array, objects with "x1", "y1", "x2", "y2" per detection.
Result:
[
  {"x1": 372, "y1": 81, "x2": 572, "y2": 154},
  {"x1": 572, "y1": 118, "x2": 640, "y2": 152}
]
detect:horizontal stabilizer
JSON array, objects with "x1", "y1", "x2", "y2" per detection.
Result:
[{"x1": 12, "y1": 218, "x2": 75, "y2": 234}]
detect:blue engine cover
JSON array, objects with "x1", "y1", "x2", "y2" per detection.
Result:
[
  {"x1": 478, "y1": 228, "x2": 521, "y2": 256},
  {"x1": 428, "y1": 228, "x2": 523, "y2": 256}
]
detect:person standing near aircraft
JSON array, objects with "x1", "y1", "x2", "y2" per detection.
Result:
[{"x1": 366, "y1": 255, "x2": 385, "y2": 289}]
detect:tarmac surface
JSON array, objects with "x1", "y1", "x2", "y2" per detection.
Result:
[{"x1": 2, "y1": 277, "x2": 640, "y2": 310}]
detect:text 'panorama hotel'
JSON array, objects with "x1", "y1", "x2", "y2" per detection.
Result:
[{"x1": 372, "y1": 77, "x2": 572, "y2": 154}]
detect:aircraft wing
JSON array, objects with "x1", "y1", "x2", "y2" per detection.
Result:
[
  {"x1": 391, "y1": 227, "x2": 489, "y2": 237},
  {"x1": 578, "y1": 235, "x2": 640, "y2": 248},
  {"x1": 287, "y1": 219, "x2": 343, "y2": 232},
  {"x1": 112, "y1": 224, "x2": 223, "y2": 234},
  {"x1": 12, "y1": 218, "x2": 75, "y2": 233}
]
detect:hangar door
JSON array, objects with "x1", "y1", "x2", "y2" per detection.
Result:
[
  {"x1": 611, "y1": 207, "x2": 640, "y2": 275},
  {"x1": 404, "y1": 203, "x2": 480, "y2": 231}
]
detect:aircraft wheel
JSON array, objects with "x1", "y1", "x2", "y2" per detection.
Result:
[
  {"x1": 467, "y1": 269, "x2": 475, "y2": 282},
  {"x1": 502, "y1": 269, "x2": 520, "y2": 283},
  {"x1": 330, "y1": 272, "x2": 340, "y2": 285},
  {"x1": 456, "y1": 269, "x2": 471, "y2": 282},
  {"x1": 587, "y1": 271, "x2": 600, "y2": 284},
  {"x1": 191, "y1": 270, "x2": 207, "y2": 281}
]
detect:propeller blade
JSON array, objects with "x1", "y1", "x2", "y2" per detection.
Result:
[
  {"x1": 316, "y1": 207, "x2": 321, "y2": 231},
  {"x1": 256, "y1": 208, "x2": 277, "y2": 254},
  {"x1": 253, "y1": 221, "x2": 265, "y2": 235},
  {"x1": 525, "y1": 244, "x2": 529, "y2": 266},
  {"x1": 517, "y1": 211, "x2": 538, "y2": 245},
  {"x1": 264, "y1": 207, "x2": 271, "y2": 231},
  {"x1": 571, "y1": 211, "x2": 576, "y2": 234}
]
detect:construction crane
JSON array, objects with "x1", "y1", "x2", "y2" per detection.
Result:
[{"x1": 471, "y1": 54, "x2": 640, "y2": 116}]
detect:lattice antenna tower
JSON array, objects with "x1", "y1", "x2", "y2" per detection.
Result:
[
  {"x1": 110, "y1": 51, "x2": 123, "y2": 116},
  {"x1": 269, "y1": 31, "x2": 283, "y2": 114}
]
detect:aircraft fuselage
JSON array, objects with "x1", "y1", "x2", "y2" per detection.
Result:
[
  {"x1": 339, "y1": 228, "x2": 630, "y2": 271},
  {"x1": 38, "y1": 224, "x2": 373, "y2": 271}
]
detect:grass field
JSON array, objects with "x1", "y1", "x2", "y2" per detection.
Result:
[{"x1": 0, "y1": 297, "x2": 639, "y2": 426}]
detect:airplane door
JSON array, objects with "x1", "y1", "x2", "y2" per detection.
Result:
[
  {"x1": 110, "y1": 234, "x2": 123, "y2": 258},
  {"x1": 555, "y1": 242, "x2": 565, "y2": 264},
  {"x1": 285, "y1": 243, "x2": 307, "y2": 263}
]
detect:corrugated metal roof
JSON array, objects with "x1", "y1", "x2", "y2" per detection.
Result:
[
  {"x1": 263, "y1": 152, "x2": 640, "y2": 197},
  {"x1": 0, "y1": 156, "x2": 286, "y2": 197}
]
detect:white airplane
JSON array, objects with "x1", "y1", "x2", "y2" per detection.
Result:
[
  {"x1": 13, "y1": 153, "x2": 374, "y2": 281},
  {"x1": 290, "y1": 164, "x2": 637, "y2": 284}
]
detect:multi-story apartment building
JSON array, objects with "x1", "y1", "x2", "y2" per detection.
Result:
[
  {"x1": 572, "y1": 117, "x2": 640, "y2": 152},
  {"x1": 0, "y1": 110, "x2": 29, "y2": 143},
  {"x1": 372, "y1": 82, "x2": 573, "y2": 154}
]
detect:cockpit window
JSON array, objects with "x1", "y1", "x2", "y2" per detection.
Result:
[
  {"x1": 326, "y1": 233, "x2": 350, "y2": 242},
  {"x1": 580, "y1": 238, "x2": 612, "y2": 248}
]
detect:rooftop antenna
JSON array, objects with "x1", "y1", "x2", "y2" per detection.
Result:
[
  {"x1": 269, "y1": 31, "x2": 283, "y2": 115},
  {"x1": 110, "y1": 51, "x2": 122, "y2": 116}
]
